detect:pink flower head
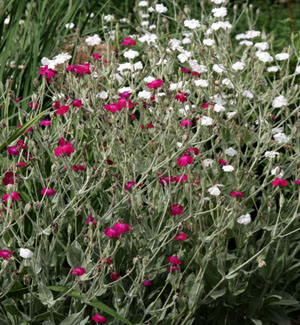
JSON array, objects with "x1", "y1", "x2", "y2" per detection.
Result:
[
  {"x1": 40, "y1": 119, "x2": 51, "y2": 126},
  {"x1": 113, "y1": 222, "x2": 131, "y2": 233},
  {"x1": 54, "y1": 139, "x2": 75, "y2": 157},
  {"x1": 56, "y1": 105, "x2": 70, "y2": 115},
  {"x1": 125, "y1": 181, "x2": 136, "y2": 190},
  {"x1": 142, "y1": 278, "x2": 152, "y2": 286},
  {"x1": 192, "y1": 71, "x2": 201, "y2": 77},
  {"x1": 177, "y1": 155, "x2": 194, "y2": 167},
  {"x1": 147, "y1": 79, "x2": 163, "y2": 89},
  {"x1": 295, "y1": 179, "x2": 300, "y2": 185},
  {"x1": 120, "y1": 91, "x2": 131, "y2": 99},
  {"x1": 172, "y1": 174, "x2": 188, "y2": 183},
  {"x1": 167, "y1": 265, "x2": 180, "y2": 272},
  {"x1": 168, "y1": 256, "x2": 182, "y2": 265},
  {"x1": 92, "y1": 53, "x2": 102, "y2": 60},
  {"x1": 41, "y1": 188, "x2": 56, "y2": 196},
  {"x1": 180, "y1": 119, "x2": 193, "y2": 127},
  {"x1": 29, "y1": 100, "x2": 39, "y2": 109},
  {"x1": 106, "y1": 159, "x2": 114, "y2": 165},
  {"x1": 104, "y1": 103, "x2": 122, "y2": 113},
  {"x1": 3, "y1": 172, "x2": 15, "y2": 186},
  {"x1": 15, "y1": 97, "x2": 22, "y2": 102},
  {"x1": 122, "y1": 37, "x2": 136, "y2": 46},
  {"x1": 92, "y1": 314, "x2": 106, "y2": 323},
  {"x1": 72, "y1": 99, "x2": 82, "y2": 108},
  {"x1": 71, "y1": 267, "x2": 86, "y2": 276},
  {"x1": 174, "y1": 233, "x2": 187, "y2": 241},
  {"x1": 104, "y1": 228, "x2": 120, "y2": 238},
  {"x1": 39, "y1": 65, "x2": 56, "y2": 82},
  {"x1": 218, "y1": 159, "x2": 227, "y2": 166},
  {"x1": 7, "y1": 146, "x2": 20, "y2": 156},
  {"x1": 181, "y1": 67, "x2": 191, "y2": 74},
  {"x1": 171, "y1": 204, "x2": 184, "y2": 216},
  {"x1": 86, "y1": 216, "x2": 97, "y2": 226},
  {"x1": 175, "y1": 91, "x2": 188, "y2": 102},
  {"x1": 15, "y1": 162, "x2": 27, "y2": 167},
  {"x1": 73, "y1": 164, "x2": 85, "y2": 172},
  {"x1": 17, "y1": 125, "x2": 33, "y2": 134},
  {"x1": 110, "y1": 272, "x2": 120, "y2": 281},
  {"x1": 230, "y1": 191, "x2": 245, "y2": 198},
  {"x1": 66, "y1": 63, "x2": 91, "y2": 74},
  {"x1": 3, "y1": 192, "x2": 20, "y2": 202},
  {"x1": 0, "y1": 250, "x2": 13, "y2": 260},
  {"x1": 272, "y1": 178, "x2": 289, "y2": 187},
  {"x1": 185, "y1": 148, "x2": 199, "y2": 155},
  {"x1": 202, "y1": 102, "x2": 210, "y2": 109}
]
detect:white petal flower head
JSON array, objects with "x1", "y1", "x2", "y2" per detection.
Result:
[
  {"x1": 214, "y1": 104, "x2": 226, "y2": 112},
  {"x1": 203, "y1": 39, "x2": 215, "y2": 46},
  {"x1": 203, "y1": 159, "x2": 214, "y2": 167},
  {"x1": 41, "y1": 57, "x2": 56, "y2": 70},
  {"x1": 239, "y1": 40, "x2": 253, "y2": 46},
  {"x1": 271, "y1": 167, "x2": 284, "y2": 178},
  {"x1": 272, "y1": 95, "x2": 288, "y2": 108},
  {"x1": 213, "y1": 64, "x2": 226, "y2": 74},
  {"x1": 4, "y1": 17, "x2": 10, "y2": 25},
  {"x1": 189, "y1": 60, "x2": 208, "y2": 73},
  {"x1": 245, "y1": 30, "x2": 261, "y2": 39},
  {"x1": 226, "y1": 111, "x2": 237, "y2": 119},
  {"x1": 124, "y1": 49, "x2": 139, "y2": 59},
  {"x1": 53, "y1": 53, "x2": 72, "y2": 64},
  {"x1": 85, "y1": 34, "x2": 101, "y2": 46},
  {"x1": 254, "y1": 42, "x2": 269, "y2": 51},
  {"x1": 178, "y1": 51, "x2": 192, "y2": 63},
  {"x1": 182, "y1": 37, "x2": 191, "y2": 44},
  {"x1": 295, "y1": 66, "x2": 300, "y2": 74},
  {"x1": 267, "y1": 66, "x2": 280, "y2": 72},
  {"x1": 144, "y1": 76, "x2": 155, "y2": 83},
  {"x1": 264, "y1": 151, "x2": 279, "y2": 158},
  {"x1": 96, "y1": 91, "x2": 108, "y2": 99},
  {"x1": 256, "y1": 51, "x2": 273, "y2": 63},
  {"x1": 20, "y1": 248, "x2": 33, "y2": 259},
  {"x1": 275, "y1": 53, "x2": 290, "y2": 61},
  {"x1": 237, "y1": 214, "x2": 251, "y2": 225},
  {"x1": 133, "y1": 61, "x2": 143, "y2": 70},
  {"x1": 232, "y1": 61, "x2": 245, "y2": 71},
  {"x1": 200, "y1": 116, "x2": 213, "y2": 126},
  {"x1": 65, "y1": 22, "x2": 75, "y2": 29},
  {"x1": 273, "y1": 133, "x2": 290, "y2": 144},
  {"x1": 194, "y1": 79, "x2": 209, "y2": 87},
  {"x1": 138, "y1": 1, "x2": 148, "y2": 6},
  {"x1": 272, "y1": 127, "x2": 284, "y2": 135},
  {"x1": 104, "y1": 14, "x2": 114, "y2": 22},
  {"x1": 225, "y1": 147, "x2": 237, "y2": 157},
  {"x1": 212, "y1": 7, "x2": 227, "y2": 17},
  {"x1": 155, "y1": 3, "x2": 167, "y2": 13},
  {"x1": 222, "y1": 78, "x2": 234, "y2": 89},
  {"x1": 242, "y1": 90, "x2": 254, "y2": 99},
  {"x1": 119, "y1": 87, "x2": 133, "y2": 93},
  {"x1": 138, "y1": 33, "x2": 157, "y2": 44},
  {"x1": 117, "y1": 62, "x2": 133, "y2": 72},
  {"x1": 236, "y1": 33, "x2": 246, "y2": 40},
  {"x1": 138, "y1": 90, "x2": 152, "y2": 99},
  {"x1": 211, "y1": 0, "x2": 226, "y2": 3},
  {"x1": 208, "y1": 185, "x2": 222, "y2": 196},
  {"x1": 223, "y1": 165, "x2": 235, "y2": 172},
  {"x1": 184, "y1": 19, "x2": 201, "y2": 30}
]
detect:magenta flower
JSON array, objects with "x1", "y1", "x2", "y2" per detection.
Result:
[
  {"x1": 272, "y1": 178, "x2": 289, "y2": 187},
  {"x1": 3, "y1": 192, "x2": 20, "y2": 202},
  {"x1": 104, "y1": 103, "x2": 122, "y2": 113},
  {"x1": 29, "y1": 100, "x2": 39, "y2": 109},
  {"x1": 110, "y1": 272, "x2": 120, "y2": 281},
  {"x1": 147, "y1": 79, "x2": 163, "y2": 89},
  {"x1": 168, "y1": 256, "x2": 182, "y2": 265},
  {"x1": 92, "y1": 53, "x2": 102, "y2": 60},
  {"x1": 175, "y1": 91, "x2": 188, "y2": 102},
  {"x1": 56, "y1": 105, "x2": 70, "y2": 115},
  {"x1": 177, "y1": 155, "x2": 194, "y2": 166},
  {"x1": 15, "y1": 162, "x2": 27, "y2": 167},
  {"x1": 230, "y1": 191, "x2": 245, "y2": 198},
  {"x1": 180, "y1": 119, "x2": 193, "y2": 127},
  {"x1": 167, "y1": 265, "x2": 180, "y2": 272},
  {"x1": 174, "y1": 233, "x2": 187, "y2": 241},
  {"x1": 92, "y1": 314, "x2": 106, "y2": 323},
  {"x1": 125, "y1": 182, "x2": 136, "y2": 190},
  {"x1": 66, "y1": 63, "x2": 91, "y2": 74},
  {"x1": 41, "y1": 188, "x2": 56, "y2": 196},
  {"x1": 104, "y1": 228, "x2": 120, "y2": 238},
  {"x1": 120, "y1": 91, "x2": 131, "y2": 99},
  {"x1": 0, "y1": 250, "x2": 13, "y2": 260},
  {"x1": 3, "y1": 172, "x2": 15, "y2": 186},
  {"x1": 171, "y1": 204, "x2": 184, "y2": 216},
  {"x1": 295, "y1": 179, "x2": 300, "y2": 185},
  {"x1": 54, "y1": 139, "x2": 75, "y2": 157},
  {"x1": 7, "y1": 146, "x2": 20, "y2": 156},
  {"x1": 122, "y1": 36, "x2": 136, "y2": 46},
  {"x1": 73, "y1": 164, "x2": 85, "y2": 172},
  {"x1": 72, "y1": 99, "x2": 82, "y2": 108},
  {"x1": 142, "y1": 278, "x2": 152, "y2": 286},
  {"x1": 86, "y1": 216, "x2": 97, "y2": 226},
  {"x1": 181, "y1": 67, "x2": 191, "y2": 74},
  {"x1": 218, "y1": 159, "x2": 227, "y2": 166},
  {"x1": 113, "y1": 222, "x2": 131, "y2": 233},
  {"x1": 39, "y1": 65, "x2": 56, "y2": 81},
  {"x1": 40, "y1": 119, "x2": 51, "y2": 126},
  {"x1": 71, "y1": 267, "x2": 86, "y2": 276},
  {"x1": 185, "y1": 148, "x2": 199, "y2": 155},
  {"x1": 172, "y1": 174, "x2": 188, "y2": 183}
]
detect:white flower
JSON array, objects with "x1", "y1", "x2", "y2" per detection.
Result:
[
  {"x1": 133, "y1": 61, "x2": 143, "y2": 70},
  {"x1": 4, "y1": 17, "x2": 10, "y2": 25},
  {"x1": 271, "y1": 167, "x2": 284, "y2": 178},
  {"x1": 212, "y1": 94, "x2": 227, "y2": 105},
  {"x1": 148, "y1": 6, "x2": 154, "y2": 12},
  {"x1": 236, "y1": 33, "x2": 246, "y2": 40},
  {"x1": 178, "y1": 51, "x2": 192, "y2": 63},
  {"x1": 203, "y1": 159, "x2": 214, "y2": 167},
  {"x1": 184, "y1": 19, "x2": 201, "y2": 30},
  {"x1": 141, "y1": 21, "x2": 149, "y2": 27},
  {"x1": 176, "y1": 142, "x2": 183, "y2": 148},
  {"x1": 222, "y1": 78, "x2": 234, "y2": 89},
  {"x1": 239, "y1": 40, "x2": 253, "y2": 46},
  {"x1": 256, "y1": 51, "x2": 273, "y2": 63},
  {"x1": 254, "y1": 42, "x2": 269, "y2": 51},
  {"x1": 225, "y1": 147, "x2": 237, "y2": 156},
  {"x1": 212, "y1": 7, "x2": 227, "y2": 17},
  {"x1": 223, "y1": 165, "x2": 234, "y2": 172},
  {"x1": 203, "y1": 39, "x2": 215, "y2": 46},
  {"x1": 188, "y1": 60, "x2": 208, "y2": 73},
  {"x1": 144, "y1": 76, "x2": 155, "y2": 83},
  {"x1": 85, "y1": 34, "x2": 101, "y2": 46},
  {"x1": 214, "y1": 104, "x2": 226, "y2": 112},
  {"x1": 65, "y1": 22, "x2": 75, "y2": 29},
  {"x1": 272, "y1": 127, "x2": 284, "y2": 134},
  {"x1": 226, "y1": 111, "x2": 237, "y2": 119},
  {"x1": 232, "y1": 61, "x2": 245, "y2": 71},
  {"x1": 20, "y1": 248, "x2": 33, "y2": 259},
  {"x1": 117, "y1": 62, "x2": 133, "y2": 72},
  {"x1": 104, "y1": 14, "x2": 114, "y2": 22},
  {"x1": 149, "y1": 24, "x2": 156, "y2": 30},
  {"x1": 245, "y1": 30, "x2": 261, "y2": 39},
  {"x1": 275, "y1": 53, "x2": 290, "y2": 61},
  {"x1": 273, "y1": 133, "x2": 290, "y2": 144},
  {"x1": 92, "y1": 72, "x2": 98, "y2": 79},
  {"x1": 211, "y1": 0, "x2": 226, "y2": 3},
  {"x1": 53, "y1": 53, "x2": 72, "y2": 64},
  {"x1": 208, "y1": 184, "x2": 224, "y2": 196},
  {"x1": 200, "y1": 116, "x2": 213, "y2": 126},
  {"x1": 295, "y1": 66, "x2": 300, "y2": 74},
  {"x1": 96, "y1": 91, "x2": 108, "y2": 99},
  {"x1": 264, "y1": 151, "x2": 279, "y2": 158},
  {"x1": 237, "y1": 214, "x2": 251, "y2": 225},
  {"x1": 142, "y1": 14, "x2": 150, "y2": 18},
  {"x1": 267, "y1": 66, "x2": 280, "y2": 72},
  {"x1": 242, "y1": 90, "x2": 254, "y2": 99},
  {"x1": 194, "y1": 79, "x2": 209, "y2": 87},
  {"x1": 138, "y1": 33, "x2": 157, "y2": 44},
  {"x1": 119, "y1": 87, "x2": 132, "y2": 93},
  {"x1": 182, "y1": 37, "x2": 191, "y2": 44},
  {"x1": 169, "y1": 38, "x2": 182, "y2": 50},
  {"x1": 113, "y1": 73, "x2": 123, "y2": 85},
  {"x1": 138, "y1": 1, "x2": 148, "y2": 6},
  {"x1": 155, "y1": 3, "x2": 167, "y2": 13},
  {"x1": 138, "y1": 90, "x2": 152, "y2": 99},
  {"x1": 123, "y1": 49, "x2": 139, "y2": 59},
  {"x1": 272, "y1": 95, "x2": 288, "y2": 108},
  {"x1": 41, "y1": 57, "x2": 56, "y2": 70},
  {"x1": 213, "y1": 64, "x2": 226, "y2": 74}
]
